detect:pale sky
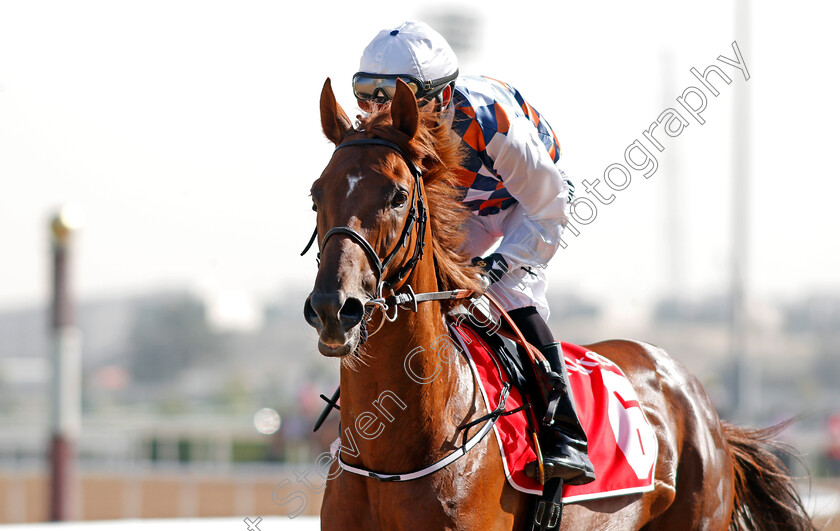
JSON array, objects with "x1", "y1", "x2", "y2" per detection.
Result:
[{"x1": 1, "y1": 0, "x2": 838, "y2": 315}]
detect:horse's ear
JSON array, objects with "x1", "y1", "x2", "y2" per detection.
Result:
[
  {"x1": 391, "y1": 79, "x2": 418, "y2": 139},
  {"x1": 320, "y1": 78, "x2": 353, "y2": 145}
]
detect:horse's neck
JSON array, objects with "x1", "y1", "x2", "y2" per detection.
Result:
[
  {"x1": 341, "y1": 302, "x2": 448, "y2": 396},
  {"x1": 338, "y1": 272, "x2": 474, "y2": 471}
]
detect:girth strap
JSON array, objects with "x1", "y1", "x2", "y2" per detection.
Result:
[
  {"x1": 332, "y1": 313, "x2": 525, "y2": 483},
  {"x1": 336, "y1": 408, "x2": 499, "y2": 482},
  {"x1": 532, "y1": 478, "x2": 565, "y2": 530},
  {"x1": 336, "y1": 381, "x2": 513, "y2": 482}
]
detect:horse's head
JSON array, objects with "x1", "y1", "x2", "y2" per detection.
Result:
[{"x1": 304, "y1": 78, "x2": 425, "y2": 357}]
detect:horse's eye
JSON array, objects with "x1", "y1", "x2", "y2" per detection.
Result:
[
  {"x1": 392, "y1": 191, "x2": 409, "y2": 208},
  {"x1": 312, "y1": 203, "x2": 318, "y2": 212}
]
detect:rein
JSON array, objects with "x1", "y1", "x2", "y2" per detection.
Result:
[{"x1": 305, "y1": 136, "x2": 520, "y2": 483}]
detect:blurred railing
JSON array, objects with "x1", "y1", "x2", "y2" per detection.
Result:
[{"x1": 0, "y1": 463, "x2": 322, "y2": 523}]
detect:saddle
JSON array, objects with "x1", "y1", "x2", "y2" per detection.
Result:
[
  {"x1": 315, "y1": 294, "x2": 658, "y2": 530},
  {"x1": 449, "y1": 296, "x2": 656, "y2": 530},
  {"x1": 454, "y1": 299, "x2": 544, "y2": 401},
  {"x1": 450, "y1": 296, "x2": 567, "y2": 531}
]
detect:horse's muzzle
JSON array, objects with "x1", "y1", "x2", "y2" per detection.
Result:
[{"x1": 304, "y1": 291, "x2": 365, "y2": 357}]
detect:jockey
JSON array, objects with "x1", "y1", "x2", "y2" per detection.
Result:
[{"x1": 353, "y1": 21, "x2": 595, "y2": 486}]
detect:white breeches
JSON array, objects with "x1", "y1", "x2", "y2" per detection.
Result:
[{"x1": 461, "y1": 203, "x2": 560, "y2": 320}]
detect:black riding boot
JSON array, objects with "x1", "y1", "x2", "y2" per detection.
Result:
[{"x1": 529, "y1": 342, "x2": 595, "y2": 486}]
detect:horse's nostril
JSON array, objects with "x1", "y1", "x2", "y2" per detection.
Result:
[
  {"x1": 304, "y1": 297, "x2": 321, "y2": 329},
  {"x1": 339, "y1": 297, "x2": 365, "y2": 331}
]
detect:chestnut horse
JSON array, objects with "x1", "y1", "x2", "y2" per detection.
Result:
[{"x1": 304, "y1": 78, "x2": 814, "y2": 530}]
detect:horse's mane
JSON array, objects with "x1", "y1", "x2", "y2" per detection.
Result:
[{"x1": 354, "y1": 105, "x2": 484, "y2": 301}]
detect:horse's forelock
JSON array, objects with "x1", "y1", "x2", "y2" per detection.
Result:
[{"x1": 352, "y1": 105, "x2": 484, "y2": 300}]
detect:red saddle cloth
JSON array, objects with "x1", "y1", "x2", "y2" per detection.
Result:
[{"x1": 450, "y1": 322, "x2": 658, "y2": 502}]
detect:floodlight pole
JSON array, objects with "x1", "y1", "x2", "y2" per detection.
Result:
[
  {"x1": 49, "y1": 207, "x2": 83, "y2": 521},
  {"x1": 730, "y1": 0, "x2": 755, "y2": 422}
]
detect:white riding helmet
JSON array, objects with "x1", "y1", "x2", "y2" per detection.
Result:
[{"x1": 354, "y1": 21, "x2": 459, "y2": 103}]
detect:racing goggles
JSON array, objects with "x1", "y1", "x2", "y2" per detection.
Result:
[{"x1": 352, "y1": 71, "x2": 459, "y2": 102}]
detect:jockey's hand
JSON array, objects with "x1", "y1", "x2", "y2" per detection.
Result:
[{"x1": 471, "y1": 253, "x2": 509, "y2": 285}]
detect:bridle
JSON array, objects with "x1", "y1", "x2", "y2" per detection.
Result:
[
  {"x1": 303, "y1": 137, "x2": 427, "y2": 300},
  {"x1": 303, "y1": 135, "x2": 523, "y2": 483},
  {"x1": 301, "y1": 137, "x2": 471, "y2": 335}
]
